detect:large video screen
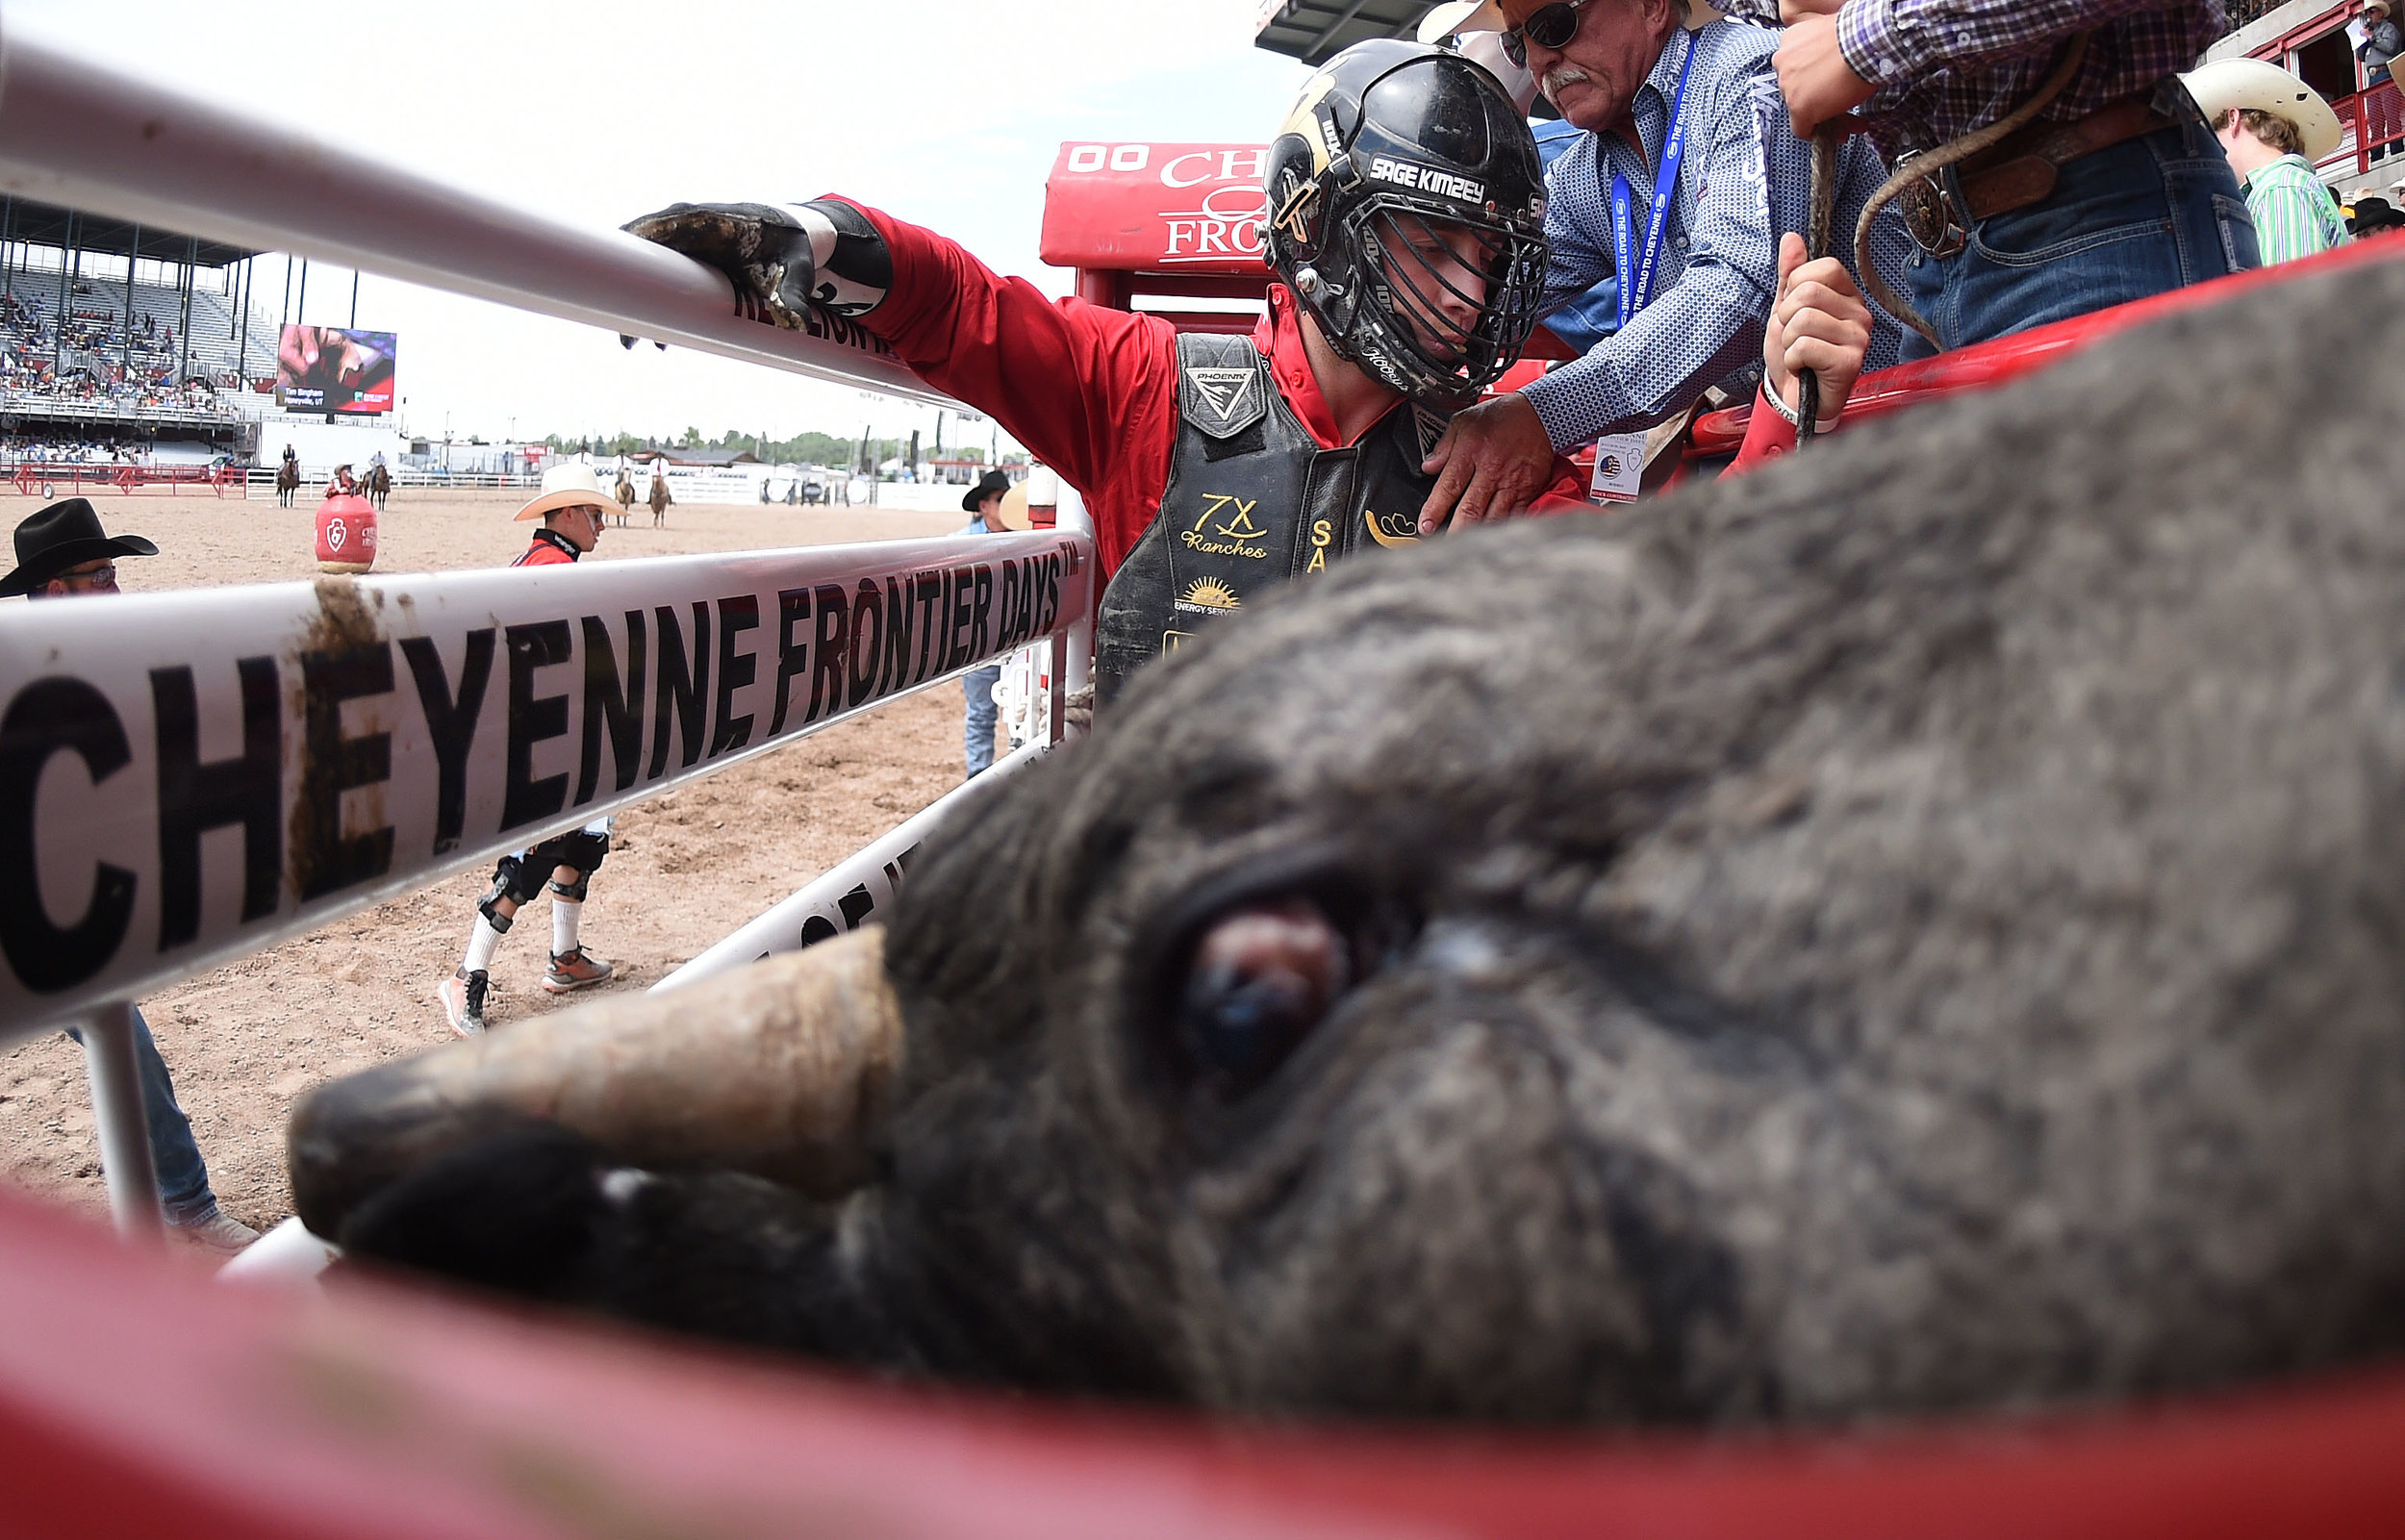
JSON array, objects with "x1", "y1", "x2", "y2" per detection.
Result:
[{"x1": 276, "y1": 324, "x2": 397, "y2": 415}]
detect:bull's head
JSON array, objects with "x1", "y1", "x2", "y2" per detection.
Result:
[{"x1": 293, "y1": 257, "x2": 2405, "y2": 1426}]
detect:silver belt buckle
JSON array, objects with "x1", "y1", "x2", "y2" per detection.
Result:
[{"x1": 1896, "y1": 151, "x2": 1968, "y2": 259}]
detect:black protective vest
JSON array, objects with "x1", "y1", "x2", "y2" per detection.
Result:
[{"x1": 1095, "y1": 331, "x2": 1452, "y2": 703}]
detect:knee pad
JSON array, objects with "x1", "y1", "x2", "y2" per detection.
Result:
[
  {"x1": 547, "y1": 871, "x2": 592, "y2": 903},
  {"x1": 478, "y1": 854, "x2": 529, "y2": 930},
  {"x1": 559, "y1": 828, "x2": 610, "y2": 878}
]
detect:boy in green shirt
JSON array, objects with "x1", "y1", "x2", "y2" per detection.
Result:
[{"x1": 2187, "y1": 58, "x2": 2350, "y2": 265}]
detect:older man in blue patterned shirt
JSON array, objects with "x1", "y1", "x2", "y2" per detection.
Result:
[
  {"x1": 1418, "y1": 0, "x2": 1911, "y2": 529},
  {"x1": 1726, "y1": 0, "x2": 2257, "y2": 356}
]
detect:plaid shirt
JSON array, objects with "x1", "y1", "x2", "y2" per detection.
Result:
[{"x1": 1716, "y1": 0, "x2": 2228, "y2": 158}]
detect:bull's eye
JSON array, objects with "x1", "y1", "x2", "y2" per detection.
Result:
[{"x1": 1175, "y1": 898, "x2": 1354, "y2": 1095}]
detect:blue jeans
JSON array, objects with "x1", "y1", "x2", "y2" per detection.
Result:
[
  {"x1": 1901, "y1": 88, "x2": 2260, "y2": 360},
  {"x1": 63, "y1": 1007, "x2": 214, "y2": 1222},
  {"x1": 964, "y1": 666, "x2": 1001, "y2": 778}
]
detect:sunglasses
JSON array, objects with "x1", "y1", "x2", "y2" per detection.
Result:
[{"x1": 1500, "y1": 0, "x2": 1597, "y2": 68}]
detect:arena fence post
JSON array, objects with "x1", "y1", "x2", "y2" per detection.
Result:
[
  {"x1": 1056, "y1": 483, "x2": 1097, "y2": 707},
  {"x1": 76, "y1": 1000, "x2": 162, "y2": 1241}
]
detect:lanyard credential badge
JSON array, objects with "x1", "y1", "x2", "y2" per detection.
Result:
[{"x1": 1593, "y1": 30, "x2": 1698, "y2": 503}]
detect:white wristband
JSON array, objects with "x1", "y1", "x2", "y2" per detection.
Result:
[{"x1": 1762, "y1": 382, "x2": 1842, "y2": 434}]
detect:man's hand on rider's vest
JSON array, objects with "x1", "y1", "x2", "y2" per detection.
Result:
[
  {"x1": 1417, "y1": 391, "x2": 1557, "y2": 534},
  {"x1": 624, "y1": 203, "x2": 820, "y2": 329}
]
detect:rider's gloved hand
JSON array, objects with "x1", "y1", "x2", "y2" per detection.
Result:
[{"x1": 623, "y1": 201, "x2": 892, "y2": 332}]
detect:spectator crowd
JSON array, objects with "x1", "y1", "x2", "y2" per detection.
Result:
[{"x1": 1, "y1": 285, "x2": 240, "y2": 412}]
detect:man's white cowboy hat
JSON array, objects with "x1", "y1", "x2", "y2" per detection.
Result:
[
  {"x1": 1417, "y1": 0, "x2": 1505, "y2": 39},
  {"x1": 2181, "y1": 57, "x2": 2345, "y2": 163},
  {"x1": 514, "y1": 463, "x2": 619, "y2": 521},
  {"x1": 1418, "y1": 2, "x2": 1540, "y2": 114}
]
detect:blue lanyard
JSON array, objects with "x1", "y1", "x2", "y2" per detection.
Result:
[{"x1": 1610, "y1": 30, "x2": 1699, "y2": 331}]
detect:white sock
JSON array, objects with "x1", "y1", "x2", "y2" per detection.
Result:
[
  {"x1": 463, "y1": 915, "x2": 503, "y2": 974},
  {"x1": 552, "y1": 899, "x2": 582, "y2": 957}
]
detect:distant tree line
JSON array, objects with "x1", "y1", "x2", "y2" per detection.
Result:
[{"x1": 541, "y1": 426, "x2": 1023, "y2": 473}]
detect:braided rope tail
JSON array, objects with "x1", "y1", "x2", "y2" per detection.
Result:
[
  {"x1": 1851, "y1": 31, "x2": 2094, "y2": 351},
  {"x1": 1795, "y1": 120, "x2": 1844, "y2": 448}
]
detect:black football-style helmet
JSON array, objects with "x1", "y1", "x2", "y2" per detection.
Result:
[{"x1": 1261, "y1": 39, "x2": 1548, "y2": 405}]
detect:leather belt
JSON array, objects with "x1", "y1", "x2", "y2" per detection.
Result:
[{"x1": 1899, "y1": 96, "x2": 2176, "y2": 257}]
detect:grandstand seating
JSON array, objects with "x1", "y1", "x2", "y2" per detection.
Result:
[{"x1": 2, "y1": 261, "x2": 275, "y2": 392}]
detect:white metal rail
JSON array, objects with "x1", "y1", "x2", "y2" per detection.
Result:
[
  {"x1": 0, "y1": 13, "x2": 1116, "y2": 1238},
  {"x1": 0, "y1": 15, "x2": 954, "y2": 407}
]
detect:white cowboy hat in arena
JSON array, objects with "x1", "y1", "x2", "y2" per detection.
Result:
[
  {"x1": 514, "y1": 462, "x2": 619, "y2": 521},
  {"x1": 2180, "y1": 57, "x2": 2346, "y2": 164}
]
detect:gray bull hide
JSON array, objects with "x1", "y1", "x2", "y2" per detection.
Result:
[{"x1": 296, "y1": 256, "x2": 2405, "y2": 1426}]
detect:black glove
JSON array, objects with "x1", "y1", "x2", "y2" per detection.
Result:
[
  {"x1": 624, "y1": 200, "x2": 892, "y2": 332},
  {"x1": 624, "y1": 201, "x2": 820, "y2": 329}
]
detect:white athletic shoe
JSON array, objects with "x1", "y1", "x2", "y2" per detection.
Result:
[{"x1": 438, "y1": 968, "x2": 489, "y2": 1035}]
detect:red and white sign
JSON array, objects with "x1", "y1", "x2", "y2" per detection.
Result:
[{"x1": 1041, "y1": 142, "x2": 1271, "y2": 276}]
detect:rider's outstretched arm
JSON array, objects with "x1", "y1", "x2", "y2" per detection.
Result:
[{"x1": 627, "y1": 198, "x2": 1180, "y2": 574}]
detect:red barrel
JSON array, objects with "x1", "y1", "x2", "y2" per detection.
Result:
[{"x1": 314, "y1": 492, "x2": 379, "y2": 574}]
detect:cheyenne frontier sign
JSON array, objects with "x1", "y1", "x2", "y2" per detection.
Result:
[{"x1": 0, "y1": 532, "x2": 1093, "y2": 1039}]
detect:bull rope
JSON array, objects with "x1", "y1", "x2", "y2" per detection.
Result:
[{"x1": 1794, "y1": 121, "x2": 1844, "y2": 448}]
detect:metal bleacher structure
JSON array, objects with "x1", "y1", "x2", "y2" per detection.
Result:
[
  {"x1": 1251, "y1": 0, "x2": 1440, "y2": 63},
  {"x1": 0, "y1": 195, "x2": 278, "y2": 465}
]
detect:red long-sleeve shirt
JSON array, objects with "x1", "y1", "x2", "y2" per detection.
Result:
[
  {"x1": 839, "y1": 199, "x2": 1590, "y2": 580},
  {"x1": 514, "y1": 529, "x2": 579, "y2": 567}
]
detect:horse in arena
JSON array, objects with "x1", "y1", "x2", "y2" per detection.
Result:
[
  {"x1": 614, "y1": 471, "x2": 636, "y2": 527},
  {"x1": 649, "y1": 471, "x2": 671, "y2": 527},
  {"x1": 274, "y1": 457, "x2": 301, "y2": 508},
  {"x1": 365, "y1": 461, "x2": 391, "y2": 511}
]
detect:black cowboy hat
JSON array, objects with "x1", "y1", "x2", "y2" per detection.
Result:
[
  {"x1": 961, "y1": 468, "x2": 1012, "y2": 513},
  {"x1": 0, "y1": 498, "x2": 158, "y2": 597}
]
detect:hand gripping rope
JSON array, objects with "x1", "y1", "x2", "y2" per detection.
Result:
[{"x1": 1795, "y1": 120, "x2": 1845, "y2": 449}]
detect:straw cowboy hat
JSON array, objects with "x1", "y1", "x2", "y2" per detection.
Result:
[
  {"x1": 986, "y1": 480, "x2": 1033, "y2": 532},
  {"x1": 0, "y1": 497, "x2": 157, "y2": 597},
  {"x1": 2181, "y1": 57, "x2": 2346, "y2": 163},
  {"x1": 515, "y1": 463, "x2": 620, "y2": 521}
]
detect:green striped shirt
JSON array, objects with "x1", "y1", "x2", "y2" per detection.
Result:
[{"x1": 2243, "y1": 155, "x2": 2349, "y2": 266}]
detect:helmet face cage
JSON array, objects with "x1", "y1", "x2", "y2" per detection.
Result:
[
  {"x1": 1345, "y1": 197, "x2": 1548, "y2": 402},
  {"x1": 1261, "y1": 41, "x2": 1550, "y2": 407}
]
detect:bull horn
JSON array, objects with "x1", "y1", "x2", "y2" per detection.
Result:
[{"x1": 286, "y1": 928, "x2": 902, "y2": 1239}]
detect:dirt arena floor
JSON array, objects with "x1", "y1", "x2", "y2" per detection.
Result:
[{"x1": 0, "y1": 485, "x2": 981, "y2": 1244}]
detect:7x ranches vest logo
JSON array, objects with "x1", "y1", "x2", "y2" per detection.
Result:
[{"x1": 1093, "y1": 331, "x2": 1458, "y2": 702}]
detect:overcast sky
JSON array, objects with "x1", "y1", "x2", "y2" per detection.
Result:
[{"x1": 10, "y1": 1, "x2": 1309, "y2": 451}]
